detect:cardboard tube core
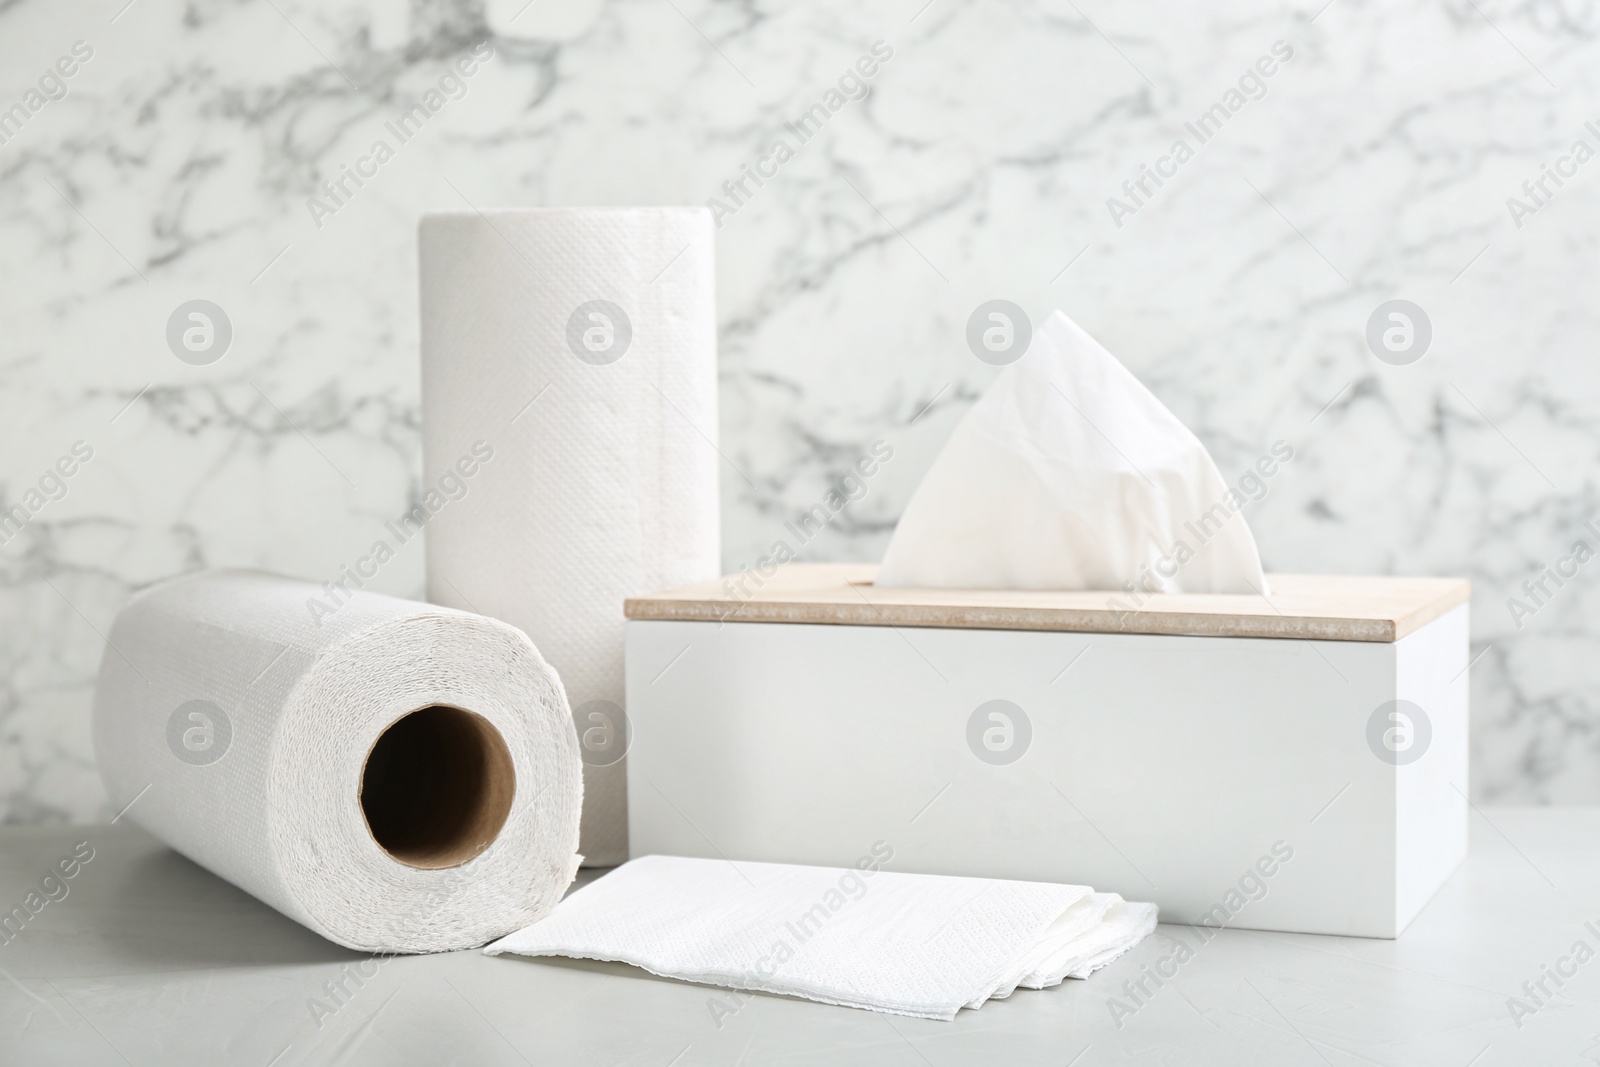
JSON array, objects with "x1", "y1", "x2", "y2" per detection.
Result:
[{"x1": 360, "y1": 705, "x2": 515, "y2": 870}]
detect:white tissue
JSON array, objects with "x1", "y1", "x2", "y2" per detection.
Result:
[
  {"x1": 91, "y1": 570, "x2": 583, "y2": 953},
  {"x1": 878, "y1": 310, "x2": 1267, "y2": 594},
  {"x1": 484, "y1": 855, "x2": 1156, "y2": 1020},
  {"x1": 419, "y1": 208, "x2": 721, "y2": 867}
]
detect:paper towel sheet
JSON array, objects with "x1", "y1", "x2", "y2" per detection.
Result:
[
  {"x1": 419, "y1": 207, "x2": 721, "y2": 867},
  {"x1": 878, "y1": 310, "x2": 1268, "y2": 595},
  {"x1": 91, "y1": 570, "x2": 583, "y2": 953},
  {"x1": 484, "y1": 855, "x2": 1156, "y2": 1020}
]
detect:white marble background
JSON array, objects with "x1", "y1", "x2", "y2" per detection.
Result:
[{"x1": 1, "y1": 0, "x2": 1597, "y2": 821}]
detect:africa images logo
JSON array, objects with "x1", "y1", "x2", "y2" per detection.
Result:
[
  {"x1": 1366, "y1": 699, "x2": 1431, "y2": 766},
  {"x1": 166, "y1": 700, "x2": 232, "y2": 766},
  {"x1": 967, "y1": 700, "x2": 1032, "y2": 765}
]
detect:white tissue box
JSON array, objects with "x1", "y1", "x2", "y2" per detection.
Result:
[{"x1": 623, "y1": 564, "x2": 1470, "y2": 939}]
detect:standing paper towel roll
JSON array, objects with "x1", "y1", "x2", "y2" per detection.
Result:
[
  {"x1": 418, "y1": 207, "x2": 721, "y2": 866},
  {"x1": 91, "y1": 570, "x2": 583, "y2": 953}
]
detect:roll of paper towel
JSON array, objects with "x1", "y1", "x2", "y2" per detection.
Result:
[
  {"x1": 91, "y1": 570, "x2": 583, "y2": 953},
  {"x1": 418, "y1": 207, "x2": 721, "y2": 867}
]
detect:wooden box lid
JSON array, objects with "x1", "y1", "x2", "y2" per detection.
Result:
[{"x1": 624, "y1": 564, "x2": 1470, "y2": 643}]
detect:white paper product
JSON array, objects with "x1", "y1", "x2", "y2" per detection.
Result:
[
  {"x1": 91, "y1": 570, "x2": 583, "y2": 953},
  {"x1": 419, "y1": 207, "x2": 720, "y2": 867},
  {"x1": 979, "y1": 895, "x2": 1159, "y2": 1006},
  {"x1": 484, "y1": 855, "x2": 1156, "y2": 1020},
  {"x1": 877, "y1": 310, "x2": 1268, "y2": 595}
]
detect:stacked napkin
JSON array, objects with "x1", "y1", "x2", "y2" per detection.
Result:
[{"x1": 485, "y1": 855, "x2": 1156, "y2": 1020}]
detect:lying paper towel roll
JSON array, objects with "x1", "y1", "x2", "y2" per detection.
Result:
[
  {"x1": 418, "y1": 207, "x2": 721, "y2": 867},
  {"x1": 91, "y1": 570, "x2": 583, "y2": 953}
]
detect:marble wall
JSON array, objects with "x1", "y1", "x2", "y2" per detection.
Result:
[{"x1": 2, "y1": 0, "x2": 1597, "y2": 822}]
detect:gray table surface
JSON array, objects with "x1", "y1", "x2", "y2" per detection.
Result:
[{"x1": 0, "y1": 811, "x2": 1596, "y2": 1066}]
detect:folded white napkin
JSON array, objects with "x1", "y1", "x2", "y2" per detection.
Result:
[
  {"x1": 484, "y1": 855, "x2": 1157, "y2": 1020},
  {"x1": 877, "y1": 310, "x2": 1268, "y2": 594}
]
